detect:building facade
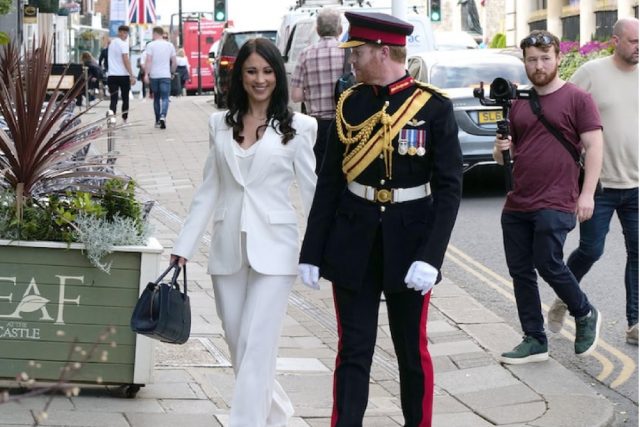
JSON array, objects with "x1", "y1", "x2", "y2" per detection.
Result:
[{"x1": 506, "y1": 0, "x2": 639, "y2": 46}]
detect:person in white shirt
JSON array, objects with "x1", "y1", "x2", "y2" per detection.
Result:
[
  {"x1": 175, "y1": 48, "x2": 191, "y2": 95},
  {"x1": 170, "y1": 38, "x2": 317, "y2": 426},
  {"x1": 107, "y1": 25, "x2": 136, "y2": 123},
  {"x1": 143, "y1": 27, "x2": 177, "y2": 129}
]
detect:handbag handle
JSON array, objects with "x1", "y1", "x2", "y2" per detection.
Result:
[
  {"x1": 170, "y1": 263, "x2": 188, "y2": 297},
  {"x1": 154, "y1": 259, "x2": 180, "y2": 285},
  {"x1": 155, "y1": 260, "x2": 188, "y2": 297}
]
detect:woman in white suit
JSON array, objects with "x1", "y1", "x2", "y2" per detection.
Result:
[{"x1": 171, "y1": 38, "x2": 317, "y2": 426}]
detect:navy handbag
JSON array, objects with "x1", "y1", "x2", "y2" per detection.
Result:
[{"x1": 130, "y1": 261, "x2": 191, "y2": 344}]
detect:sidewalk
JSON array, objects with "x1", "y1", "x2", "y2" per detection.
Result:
[{"x1": 0, "y1": 96, "x2": 616, "y2": 427}]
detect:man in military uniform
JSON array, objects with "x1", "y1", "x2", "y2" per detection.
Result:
[{"x1": 298, "y1": 11, "x2": 463, "y2": 427}]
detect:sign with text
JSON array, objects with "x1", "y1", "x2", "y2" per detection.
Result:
[
  {"x1": 23, "y1": 5, "x2": 38, "y2": 25},
  {"x1": 0, "y1": 243, "x2": 148, "y2": 384}
]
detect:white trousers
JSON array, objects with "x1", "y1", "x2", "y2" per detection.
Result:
[{"x1": 211, "y1": 234, "x2": 295, "y2": 427}]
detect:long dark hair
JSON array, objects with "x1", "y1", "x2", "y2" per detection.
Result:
[{"x1": 225, "y1": 38, "x2": 295, "y2": 144}]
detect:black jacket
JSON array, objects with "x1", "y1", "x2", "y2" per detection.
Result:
[{"x1": 299, "y1": 75, "x2": 463, "y2": 292}]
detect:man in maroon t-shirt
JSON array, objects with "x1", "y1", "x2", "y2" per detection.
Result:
[{"x1": 493, "y1": 30, "x2": 604, "y2": 364}]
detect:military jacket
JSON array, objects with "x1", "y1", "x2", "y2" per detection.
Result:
[{"x1": 299, "y1": 74, "x2": 463, "y2": 292}]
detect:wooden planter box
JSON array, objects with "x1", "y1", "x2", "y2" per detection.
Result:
[{"x1": 0, "y1": 238, "x2": 163, "y2": 392}]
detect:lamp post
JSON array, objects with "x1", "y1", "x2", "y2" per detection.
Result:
[
  {"x1": 197, "y1": 14, "x2": 202, "y2": 95},
  {"x1": 178, "y1": 0, "x2": 183, "y2": 47},
  {"x1": 16, "y1": 0, "x2": 23, "y2": 46}
]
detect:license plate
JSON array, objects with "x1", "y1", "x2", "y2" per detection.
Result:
[{"x1": 478, "y1": 110, "x2": 503, "y2": 124}]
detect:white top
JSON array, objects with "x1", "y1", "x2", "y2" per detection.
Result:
[
  {"x1": 570, "y1": 56, "x2": 639, "y2": 188},
  {"x1": 145, "y1": 39, "x2": 177, "y2": 79},
  {"x1": 107, "y1": 37, "x2": 130, "y2": 77},
  {"x1": 234, "y1": 141, "x2": 261, "y2": 232},
  {"x1": 176, "y1": 56, "x2": 190, "y2": 69}
]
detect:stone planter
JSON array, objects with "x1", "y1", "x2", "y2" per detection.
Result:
[{"x1": 0, "y1": 238, "x2": 163, "y2": 395}]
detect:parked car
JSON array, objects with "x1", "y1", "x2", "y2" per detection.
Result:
[
  {"x1": 210, "y1": 28, "x2": 277, "y2": 108},
  {"x1": 434, "y1": 31, "x2": 480, "y2": 50},
  {"x1": 407, "y1": 50, "x2": 529, "y2": 172}
]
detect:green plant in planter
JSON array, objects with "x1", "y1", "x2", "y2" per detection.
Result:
[{"x1": 0, "y1": 38, "x2": 152, "y2": 271}]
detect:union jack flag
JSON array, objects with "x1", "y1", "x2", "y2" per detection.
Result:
[{"x1": 128, "y1": 0, "x2": 157, "y2": 25}]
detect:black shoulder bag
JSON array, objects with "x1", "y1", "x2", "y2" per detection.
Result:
[
  {"x1": 334, "y1": 48, "x2": 356, "y2": 103},
  {"x1": 131, "y1": 260, "x2": 191, "y2": 344},
  {"x1": 528, "y1": 89, "x2": 602, "y2": 194}
]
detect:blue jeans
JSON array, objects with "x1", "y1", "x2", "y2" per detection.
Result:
[
  {"x1": 502, "y1": 210, "x2": 592, "y2": 343},
  {"x1": 567, "y1": 187, "x2": 639, "y2": 326},
  {"x1": 150, "y1": 78, "x2": 171, "y2": 123}
]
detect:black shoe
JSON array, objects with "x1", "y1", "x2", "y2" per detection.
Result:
[
  {"x1": 154, "y1": 121, "x2": 160, "y2": 128},
  {"x1": 159, "y1": 117, "x2": 166, "y2": 129}
]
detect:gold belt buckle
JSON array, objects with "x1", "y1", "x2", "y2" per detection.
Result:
[{"x1": 375, "y1": 188, "x2": 392, "y2": 203}]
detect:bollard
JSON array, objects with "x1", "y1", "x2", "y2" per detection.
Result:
[
  {"x1": 106, "y1": 110, "x2": 117, "y2": 165},
  {"x1": 83, "y1": 65, "x2": 89, "y2": 111}
]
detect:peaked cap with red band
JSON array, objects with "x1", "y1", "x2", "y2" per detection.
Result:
[{"x1": 340, "y1": 11, "x2": 414, "y2": 48}]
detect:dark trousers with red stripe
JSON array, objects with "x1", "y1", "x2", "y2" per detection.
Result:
[{"x1": 331, "y1": 231, "x2": 433, "y2": 427}]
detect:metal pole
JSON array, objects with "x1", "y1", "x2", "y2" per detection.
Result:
[
  {"x1": 106, "y1": 110, "x2": 116, "y2": 163},
  {"x1": 197, "y1": 16, "x2": 202, "y2": 95},
  {"x1": 53, "y1": 21, "x2": 57, "y2": 63},
  {"x1": 16, "y1": 0, "x2": 23, "y2": 47},
  {"x1": 83, "y1": 65, "x2": 89, "y2": 111},
  {"x1": 178, "y1": 0, "x2": 183, "y2": 47}
]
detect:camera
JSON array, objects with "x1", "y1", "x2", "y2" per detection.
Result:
[
  {"x1": 473, "y1": 77, "x2": 530, "y2": 107},
  {"x1": 472, "y1": 77, "x2": 531, "y2": 192},
  {"x1": 489, "y1": 78, "x2": 517, "y2": 102}
]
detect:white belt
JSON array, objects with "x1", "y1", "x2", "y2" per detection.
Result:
[{"x1": 347, "y1": 181, "x2": 431, "y2": 204}]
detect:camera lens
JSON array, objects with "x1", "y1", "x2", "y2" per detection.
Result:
[{"x1": 490, "y1": 77, "x2": 515, "y2": 100}]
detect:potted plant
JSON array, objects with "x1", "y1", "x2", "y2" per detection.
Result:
[{"x1": 0, "y1": 39, "x2": 162, "y2": 394}]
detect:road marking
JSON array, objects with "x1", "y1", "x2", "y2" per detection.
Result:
[{"x1": 446, "y1": 244, "x2": 635, "y2": 388}]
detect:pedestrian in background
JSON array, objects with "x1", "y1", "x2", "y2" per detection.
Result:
[
  {"x1": 299, "y1": 11, "x2": 463, "y2": 426},
  {"x1": 80, "y1": 51, "x2": 103, "y2": 103},
  {"x1": 136, "y1": 53, "x2": 147, "y2": 99},
  {"x1": 170, "y1": 38, "x2": 317, "y2": 426},
  {"x1": 98, "y1": 38, "x2": 109, "y2": 96},
  {"x1": 107, "y1": 25, "x2": 136, "y2": 123},
  {"x1": 548, "y1": 17, "x2": 639, "y2": 345},
  {"x1": 176, "y1": 48, "x2": 191, "y2": 95},
  {"x1": 494, "y1": 30, "x2": 604, "y2": 365},
  {"x1": 290, "y1": 8, "x2": 345, "y2": 173},
  {"x1": 143, "y1": 27, "x2": 176, "y2": 129}
]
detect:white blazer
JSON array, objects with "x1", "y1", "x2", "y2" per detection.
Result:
[{"x1": 172, "y1": 111, "x2": 317, "y2": 275}]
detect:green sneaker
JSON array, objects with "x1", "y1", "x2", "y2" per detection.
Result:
[
  {"x1": 500, "y1": 336, "x2": 549, "y2": 365},
  {"x1": 575, "y1": 307, "x2": 601, "y2": 356}
]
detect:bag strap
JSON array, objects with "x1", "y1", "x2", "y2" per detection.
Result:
[
  {"x1": 154, "y1": 260, "x2": 188, "y2": 297},
  {"x1": 528, "y1": 88, "x2": 582, "y2": 166},
  {"x1": 154, "y1": 260, "x2": 180, "y2": 284},
  {"x1": 170, "y1": 264, "x2": 188, "y2": 297}
]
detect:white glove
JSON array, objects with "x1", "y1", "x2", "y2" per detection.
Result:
[
  {"x1": 298, "y1": 263, "x2": 320, "y2": 290},
  {"x1": 404, "y1": 261, "x2": 438, "y2": 295}
]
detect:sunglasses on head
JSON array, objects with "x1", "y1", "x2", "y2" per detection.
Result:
[{"x1": 520, "y1": 34, "x2": 554, "y2": 48}]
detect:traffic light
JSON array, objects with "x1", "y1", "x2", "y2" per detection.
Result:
[
  {"x1": 430, "y1": 0, "x2": 441, "y2": 22},
  {"x1": 214, "y1": 0, "x2": 227, "y2": 22}
]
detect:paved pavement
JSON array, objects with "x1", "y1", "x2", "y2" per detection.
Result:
[{"x1": 0, "y1": 96, "x2": 618, "y2": 426}]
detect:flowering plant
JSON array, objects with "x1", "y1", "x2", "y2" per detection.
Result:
[{"x1": 559, "y1": 39, "x2": 614, "y2": 80}]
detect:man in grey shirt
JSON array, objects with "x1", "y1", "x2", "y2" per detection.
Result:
[{"x1": 144, "y1": 27, "x2": 177, "y2": 129}]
